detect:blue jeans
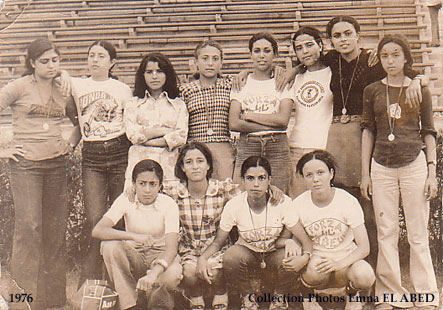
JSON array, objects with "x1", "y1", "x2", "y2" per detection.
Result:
[
  {"x1": 80, "y1": 135, "x2": 131, "y2": 281},
  {"x1": 9, "y1": 155, "x2": 68, "y2": 310},
  {"x1": 223, "y1": 245, "x2": 298, "y2": 296},
  {"x1": 233, "y1": 133, "x2": 292, "y2": 193}
]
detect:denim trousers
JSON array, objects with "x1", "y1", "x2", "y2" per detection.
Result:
[
  {"x1": 233, "y1": 133, "x2": 292, "y2": 193},
  {"x1": 80, "y1": 135, "x2": 130, "y2": 282},
  {"x1": 9, "y1": 155, "x2": 68, "y2": 310},
  {"x1": 101, "y1": 240, "x2": 182, "y2": 310},
  {"x1": 371, "y1": 151, "x2": 439, "y2": 308},
  {"x1": 206, "y1": 142, "x2": 235, "y2": 181},
  {"x1": 288, "y1": 147, "x2": 316, "y2": 199},
  {"x1": 222, "y1": 245, "x2": 298, "y2": 296}
]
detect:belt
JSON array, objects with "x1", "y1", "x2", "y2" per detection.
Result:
[{"x1": 331, "y1": 115, "x2": 361, "y2": 124}]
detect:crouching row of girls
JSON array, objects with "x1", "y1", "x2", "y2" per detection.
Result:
[
  {"x1": 0, "y1": 14, "x2": 439, "y2": 310},
  {"x1": 91, "y1": 143, "x2": 375, "y2": 310}
]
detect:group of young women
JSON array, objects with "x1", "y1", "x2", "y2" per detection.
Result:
[{"x1": 0, "y1": 13, "x2": 439, "y2": 310}]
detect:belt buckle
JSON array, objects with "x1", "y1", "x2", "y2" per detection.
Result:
[{"x1": 340, "y1": 114, "x2": 351, "y2": 124}]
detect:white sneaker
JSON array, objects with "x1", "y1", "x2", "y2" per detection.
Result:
[
  {"x1": 345, "y1": 292, "x2": 364, "y2": 310},
  {"x1": 302, "y1": 298, "x2": 323, "y2": 310},
  {"x1": 269, "y1": 293, "x2": 288, "y2": 310},
  {"x1": 241, "y1": 294, "x2": 259, "y2": 310}
]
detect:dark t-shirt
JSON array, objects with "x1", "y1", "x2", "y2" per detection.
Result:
[
  {"x1": 361, "y1": 81, "x2": 436, "y2": 168},
  {"x1": 324, "y1": 49, "x2": 386, "y2": 116}
]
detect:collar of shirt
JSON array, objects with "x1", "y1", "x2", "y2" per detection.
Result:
[
  {"x1": 177, "y1": 179, "x2": 221, "y2": 199},
  {"x1": 127, "y1": 190, "x2": 162, "y2": 211},
  {"x1": 131, "y1": 90, "x2": 181, "y2": 110}
]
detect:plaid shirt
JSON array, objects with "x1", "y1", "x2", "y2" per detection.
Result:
[
  {"x1": 163, "y1": 178, "x2": 241, "y2": 256},
  {"x1": 179, "y1": 76, "x2": 233, "y2": 143}
]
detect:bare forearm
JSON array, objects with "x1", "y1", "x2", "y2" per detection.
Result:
[{"x1": 361, "y1": 129, "x2": 374, "y2": 177}]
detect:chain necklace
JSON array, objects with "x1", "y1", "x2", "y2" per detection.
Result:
[
  {"x1": 338, "y1": 52, "x2": 360, "y2": 124},
  {"x1": 34, "y1": 74, "x2": 55, "y2": 131},
  {"x1": 248, "y1": 200, "x2": 268, "y2": 269},
  {"x1": 199, "y1": 80, "x2": 214, "y2": 136},
  {"x1": 385, "y1": 76, "x2": 405, "y2": 142}
]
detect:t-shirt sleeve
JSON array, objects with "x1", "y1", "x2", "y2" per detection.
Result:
[
  {"x1": 0, "y1": 79, "x2": 19, "y2": 110},
  {"x1": 344, "y1": 192, "x2": 365, "y2": 228},
  {"x1": 219, "y1": 199, "x2": 236, "y2": 232},
  {"x1": 361, "y1": 84, "x2": 376, "y2": 132},
  {"x1": 163, "y1": 196, "x2": 180, "y2": 235},
  {"x1": 278, "y1": 83, "x2": 294, "y2": 101},
  {"x1": 419, "y1": 86, "x2": 437, "y2": 138},
  {"x1": 230, "y1": 88, "x2": 242, "y2": 102},
  {"x1": 282, "y1": 198, "x2": 300, "y2": 228},
  {"x1": 103, "y1": 194, "x2": 127, "y2": 225}
]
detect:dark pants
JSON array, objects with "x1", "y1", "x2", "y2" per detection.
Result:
[
  {"x1": 80, "y1": 135, "x2": 130, "y2": 282},
  {"x1": 223, "y1": 245, "x2": 298, "y2": 296},
  {"x1": 9, "y1": 155, "x2": 68, "y2": 310}
]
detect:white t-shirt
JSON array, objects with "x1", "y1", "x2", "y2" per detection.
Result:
[
  {"x1": 104, "y1": 193, "x2": 180, "y2": 248},
  {"x1": 71, "y1": 77, "x2": 132, "y2": 141},
  {"x1": 288, "y1": 67, "x2": 333, "y2": 149},
  {"x1": 219, "y1": 192, "x2": 298, "y2": 253},
  {"x1": 230, "y1": 75, "x2": 293, "y2": 135},
  {"x1": 292, "y1": 188, "x2": 364, "y2": 256}
]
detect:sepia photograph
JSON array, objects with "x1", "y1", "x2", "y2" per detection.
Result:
[{"x1": 0, "y1": 0, "x2": 442, "y2": 309}]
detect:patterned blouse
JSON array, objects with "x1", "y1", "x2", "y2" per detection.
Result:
[
  {"x1": 124, "y1": 91, "x2": 188, "y2": 183},
  {"x1": 180, "y1": 76, "x2": 233, "y2": 143},
  {"x1": 163, "y1": 178, "x2": 241, "y2": 256}
]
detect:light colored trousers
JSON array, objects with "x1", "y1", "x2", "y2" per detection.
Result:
[
  {"x1": 101, "y1": 240, "x2": 182, "y2": 310},
  {"x1": 371, "y1": 151, "x2": 439, "y2": 308}
]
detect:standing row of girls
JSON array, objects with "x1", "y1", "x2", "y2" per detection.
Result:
[{"x1": 0, "y1": 14, "x2": 439, "y2": 310}]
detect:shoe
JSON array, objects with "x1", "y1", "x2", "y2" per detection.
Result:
[
  {"x1": 212, "y1": 292, "x2": 228, "y2": 310},
  {"x1": 375, "y1": 303, "x2": 393, "y2": 310},
  {"x1": 345, "y1": 291, "x2": 363, "y2": 310},
  {"x1": 241, "y1": 294, "x2": 259, "y2": 310},
  {"x1": 190, "y1": 296, "x2": 205, "y2": 310},
  {"x1": 269, "y1": 293, "x2": 288, "y2": 310},
  {"x1": 302, "y1": 298, "x2": 323, "y2": 310}
]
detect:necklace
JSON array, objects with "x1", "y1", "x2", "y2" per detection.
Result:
[
  {"x1": 189, "y1": 195, "x2": 208, "y2": 254},
  {"x1": 338, "y1": 53, "x2": 360, "y2": 124},
  {"x1": 248, "y1": 200, "x2": 268, "y2": 269},
  {"x1": 385, "y1": 76, "x2": 405, "y2": 142},
  {"x1": 34, "y1": 75, "x2": 55, "y2": 131},
  {"x1": 200, "y1": 81, "x2": 214, "y2": 136}
]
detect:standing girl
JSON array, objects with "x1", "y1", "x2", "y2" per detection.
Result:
[
  {"x1": 65, "y1": 40, "x2": 133, "y2": 282},
  {"x1": 361, "y1": 34, "x2": 439, "y2": 310},
  {"x1": 229, "y1": 32, "x2": 294, "y2": 193},
  {"x1": 180, "y1": 40, "x2": 235, "y2": 181},
  {"x1": 287, "y1": 26, "x2": 333, "y2": 198},
  {"x1": 0, "y1": 39, "x2": 80, "y2": 309},
  {"x1": 124, "y1": 52, "x2": 188, "y2": 186}
]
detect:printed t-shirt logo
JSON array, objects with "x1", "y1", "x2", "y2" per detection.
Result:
[
  {"x1": 242, "y1": 95, "x2": 279, "y2": 113},
  {"x1": 79, "y1": 91, "x2": 121, "y2": 138},
  {"x1": 296, "y1": 80, "x2": 325, "y2": 107},
  {"x1": 305, "y1": 218, "x2": 348, "y2": 249}
]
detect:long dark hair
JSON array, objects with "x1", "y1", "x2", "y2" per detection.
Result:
[
  {"x1": 326, "y1": 15, "x2": 361, "y2": 38},
  {"x1": 88, "y1": 40, "x2": 118, "y2": 79},
  {"x1": 291, "y1": 26, "x2": 325, "y2": 66},
  {"x1": 133, "y1": 52, "x2": 179, "y2": 99},
  {"x1": 24, "y1": 38, "x2": 60, "y2": 76}
]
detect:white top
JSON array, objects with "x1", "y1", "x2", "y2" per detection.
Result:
[
  {"x1": 219, "y1": 192, "x2": 298, "y2": 253},
  {"x1": 124, "y1": 91, "x2": 188, "y2": 184},
  {"x1": 230, "y1": 75, "x2": 293, "y2": 135},
  {"x1": 71, "y1": 77, "x2": 133, "y2": 141},
  {"x1": 288, "y1": 67, "x2": 333, "y2": 149},
  {"x1": 292, "y1": 188, "x2": 364, "y2": 256},
  {"x1": 104, "y1": 193, "x2": 180, "y2": 248}
]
